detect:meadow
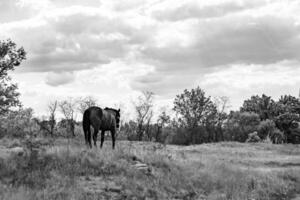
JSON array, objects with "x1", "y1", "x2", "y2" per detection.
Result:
[{"x1": 0, "y1": 137, "x2": 299, "y2": 200}]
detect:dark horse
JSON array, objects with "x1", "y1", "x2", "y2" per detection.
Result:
[{"x1": 82, "y1": 106, "x2": 120, "y2": 149}]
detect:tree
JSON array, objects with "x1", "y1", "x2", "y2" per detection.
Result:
[
  {"x1": 133, "y1": 91, "x2": 154, "y2": 141},
  {"x1": 275, "y1": 113, "x2": 300, "y2": 143},
  {"x1": 35, "y1": 100, "x2": 58, "y2": 136},
  {"x1": 174, "y1": 87, "x2": 216, "y2": 128},
  {"x1": 77, "y1": 96, "x2": 98, "y2": 114},
  {"x1": 0, "y1": 39, "x2": 26, "y2": 114},
  {"x1": 48, "y1": 100, "x2": 58, "y2": 135},
  {"x1": 59, "y1": 98, "x2": 77, "y2": 137},
  {"x1": 213, "y1": 96, "x2": 230, "y2": 141},
  {"x1": 224, "y1": 111, "x2": 260, "y2": 142},
  {"x1": 156, "y1": 109, "x2": 171, "y2": 142},
  {"x1": 276, "y1": 95, "x2": 300, "y2": 115},
  {"x1": 173, "y1": 87, "x2": 217, "y2": 144},
  {"x1": 240, "y1": 94, "x2": 277, "y2": 120}
]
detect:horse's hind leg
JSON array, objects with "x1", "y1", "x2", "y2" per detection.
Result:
[
  {"x1": 100, "y1": 130, "x2": 105, "y2": 148},
  {"x1": 93, "y1": 129, "x2": 99, "y2": 147},
  {"x1": 87, "y1": 128, "x2": 92, "y2": 148},
  {"x1": 111, "y1": 129, "x2": 116, "y2": 149}
]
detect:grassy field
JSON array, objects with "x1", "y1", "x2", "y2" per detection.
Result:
[{"x1": 0, "y1": 137, "x2": 299, "y2": 200}]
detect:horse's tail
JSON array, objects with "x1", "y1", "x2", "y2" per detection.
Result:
[{"x1": 83, "y1": 109, "x2": 91, "y2": 146}]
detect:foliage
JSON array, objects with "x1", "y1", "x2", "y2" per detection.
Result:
[
  {"x1": 0, "y1": 108, "x2": 38, "y2": 138},
  {"x1": 155, "y1": 110, "x2": 171, "y2": 143},
  {"x1": 224, "y1": 111, "x2": 260, "y2": 142},
  {"x1": 173, "y1": 87, "x2": 217, "y2": 128},
  {"x1": 240, "y1": 94, "x2": 277, "y2": 120},
  {"x1": 0, "y1": 39, "x2": 26, "y2": 114},
  {"x1": 120, "y1": 120, "x2": 138, "y2": 140},
  {"x1": 246, "y1": 131, "x2": 261, "y2": 143},
  {"x1": 277, "y1": 95, "x2": 300, "y2": 115},
  {"x1": 257, "y1": 119, "x2": 285, "y2": 144},
  {"x1": 275, "y1": 113, "x2": 300, "y2": 143},
  {"x1": 172, "y1": 87, "x2": 219, "y2": 144}
]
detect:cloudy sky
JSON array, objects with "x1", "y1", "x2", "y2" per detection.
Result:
[{"x1": 1, "y1": 0, "x2": 300, "y2": 117}]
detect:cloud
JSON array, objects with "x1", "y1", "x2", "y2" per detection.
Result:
[
  {"x1": 151, "y1": 0, "x2": 265, "y2": 21},
  {"x1": 2, "y1": 8, "x2": 137, "y2": 72},
  {"x1": 2, "y1": 0, "x2": 300, "y2": 115},
  {"x1": 45, "y1": 71, "x2": 75, "y2": 86},
  {"x1": 49, "y1": 0, "x2": 101, "y2": 8},
  {"x1": 0, "y1": 0, "x2": 35, "y2": 23},
  {"x1": 141, "y1": 15, "x2": 300, "y2": 70},
  {"x1": 134, "y1": 13, "x2": 300, "y2": 93}
]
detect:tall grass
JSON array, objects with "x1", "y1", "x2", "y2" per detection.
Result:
[{"x1": 0, "y1": 139, "x2": 299, "y2": 199}]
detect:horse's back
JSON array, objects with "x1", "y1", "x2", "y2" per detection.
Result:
[{"x1": 83, "y1": 106, "x2": 116, "y2": 131}]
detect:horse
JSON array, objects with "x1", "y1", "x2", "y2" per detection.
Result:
[{"x1": 82, "y1": 106, "x2": 120, "y2": 149}]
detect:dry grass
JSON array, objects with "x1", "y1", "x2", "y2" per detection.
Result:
[{"x1": 0, "y1": 138, "x2": 299, "y2": 200}]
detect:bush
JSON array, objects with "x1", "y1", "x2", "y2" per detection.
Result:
[
  {"x1": 169, "y1": 126, "x2": 210, "y2": 145},
  {"x1": 269, "y1": 129, "x2": 285, "y2": 144},
  {"x1": 224, "y1": 112, "x2": 260, "y2": 142},
  {"x1": 246, "y1": 131, "x2": 261, "y2": 143},
  {"x1": 0, "y1": 108, "x2": 38, "y2": 138},
  {"x1": 258, "y1": 120, "x2": 285, "y2": 144},
  {"x1": 258, "y1": 120, "x2": 276, "y2": 139},
  {"x1": 168, "y1": 128, "x2": 190, "y2": 145}
]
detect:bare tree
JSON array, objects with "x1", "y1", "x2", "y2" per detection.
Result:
[
  {"x1": 59, "y1": 98, "x2": 77, "y2": 137},
  {"x1": 48, "y1": 100, "x2": 58, "y2": 135},
  {"x1": 77, "y1": 96, "x2": 98, "y2": 114},
  {"x1": 34, "y1": 100, "x2": 58, "y2": 136},
  {"x1": 133, "y1": 91, "x2": 154, "y2": 141},
  {"x1": 214, "y1": 96, "x2": 230, "y2": 141},
  {"x1": 156, "y1": 108, "x2": 170, "y2": 142}
]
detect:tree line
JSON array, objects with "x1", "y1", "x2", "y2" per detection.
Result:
[
  {"x1": 1, "y1": 39, "x2": 300, "y2": 144},
  {"x1": 121, "y1": 88, "x2": 300, "y2": 144}
]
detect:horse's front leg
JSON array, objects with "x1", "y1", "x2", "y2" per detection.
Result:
[{"x1": 100, "y1": 130, "x2": 105, "y2": 148}]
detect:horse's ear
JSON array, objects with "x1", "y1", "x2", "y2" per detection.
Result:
[{"x1": 118, "y1": 109, "x2": 120, "y2": 112}]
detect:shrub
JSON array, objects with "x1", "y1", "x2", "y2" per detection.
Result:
[
  {"x1": 224, "y1": 112, "x2": 260, "y2": 142},
  {"x1": 258, "y1": 120, "x2": 285, "y2": 144},
  {"x1": 246, "y1": 131, "x2": 261, "y2": 143},
  {"x1": 169, "y1": 126, "x2": 210, "y2": 145},
  {"x1": 0, "y1": 108, "x2": 38, "y2": 138},
  {"x1": 258, "y1": 120, "x2": 276, "y2": 139}
]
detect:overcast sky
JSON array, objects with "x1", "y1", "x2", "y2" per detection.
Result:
[{"x1": 1, "y1": 0, "x2": 300, "y2": 117}]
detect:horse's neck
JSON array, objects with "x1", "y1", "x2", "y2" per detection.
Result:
[{"x1": 105, "y1": 109, "x2": 116, "y2": 117}]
